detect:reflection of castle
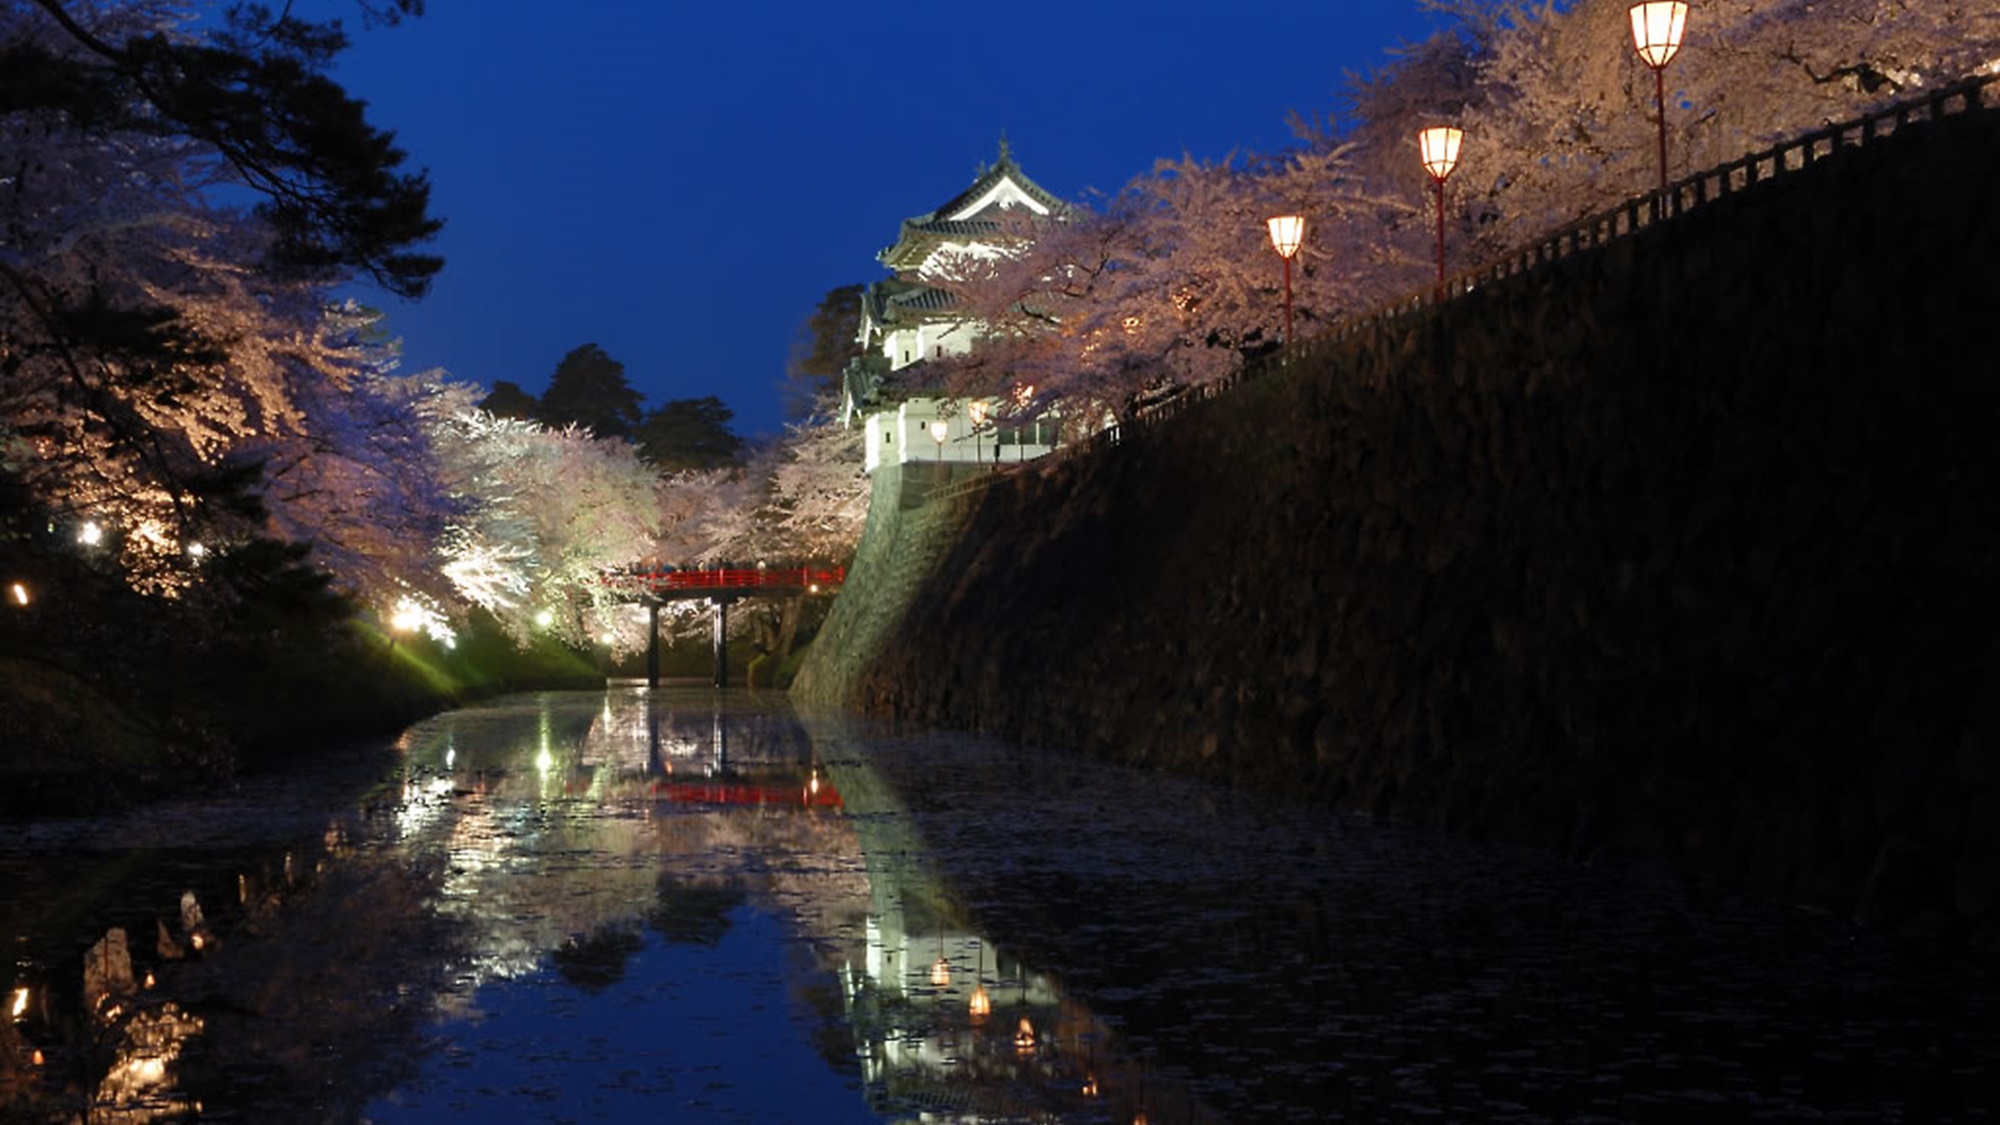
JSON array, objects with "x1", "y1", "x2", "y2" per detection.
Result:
[{"x1": 810, "y1": 720, "x2": 1217, "y2": 1123}]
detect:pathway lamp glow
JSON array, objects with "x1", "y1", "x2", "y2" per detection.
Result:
[
  {"x1": 8, "y1": 582, "x2": 26, "y2": 607},
  {"x1": 968, "y1": 400, "x2": 988, "y2": 465},
  {"x1": 77, "y1": 520, "x2": 103, "y2": 547},
  {"x1": 1629, "y1": 1, "x2": 1689, "y2": 195},
  {"x1": 929, "y1": 418, "x2": 949, "y2": 465},
  {"x1": 1266, "y1": 214, "x2": 1305, "y2": 344},
  {"x1": 1417, "y1": 126, "x2": 1463, "y2": 290}
]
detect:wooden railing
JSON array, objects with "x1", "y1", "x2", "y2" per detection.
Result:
[
  {"x1": 599, "y1": 566, "x2": 846, "y2": 599},
  {"x1": 921, "y1": 71, "x2": 1995, "y2": 508}
]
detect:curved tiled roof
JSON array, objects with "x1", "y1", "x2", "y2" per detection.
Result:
[{"x1": 877, "y1": 144, "x2": 1068, "y2": 271}]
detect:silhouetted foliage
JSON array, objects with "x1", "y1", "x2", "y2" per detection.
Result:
[
  {"x1": 786, "y1": 284, "x2": 863, "y2": 416},
  {"x1": 551, "y1": 923, "x2": 645, "y2": 992},
  {"x1": 18, "y1": 0, "x2": 442, "y2": 297},
  {"x1": 538, "y1": 343, "x2": 642, "y2": 440},
  {"x1": 477, "y1": 379, "x2": 541, "y2": 422},
  {"x1": 635, "y1": 396, "x2": 744, "y2": 473},
  {"x1": 647, "y1": 876, "x2": 744, "y2": 947}
]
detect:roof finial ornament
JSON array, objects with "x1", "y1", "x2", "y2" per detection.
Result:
[{"x1": 997, "y1": 131, "x2": 1013, "y2": 166}]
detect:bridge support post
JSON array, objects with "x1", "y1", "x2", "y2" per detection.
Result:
[
  {"x1": 646, "y1": 602, "x2": 660, "y2": 688},
  {"x1": 711, "y1": 597, "x2": 731, "y2": 688}
]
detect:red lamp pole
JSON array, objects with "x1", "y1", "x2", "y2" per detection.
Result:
[
  {"x1": 1630, "y1": 2, "x2": 1690, "y2": 198},
  {"x1": 1417, "y1": 126, "x2": 1463, "y2": 296},
  {"x1": 1266, "y1": 215, "x2": 1305, "y2": 345}
]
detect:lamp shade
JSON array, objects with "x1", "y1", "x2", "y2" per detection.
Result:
[
  {"x1": 1417, "y1": 126, "x2": 1463, "y2": 182},
  {"x1": 1629, "y1": 1, "x2": 1688, "y2": 68},
  {"x1": 1266, "y1": 214, "x2": 1305, "y2": 259}
]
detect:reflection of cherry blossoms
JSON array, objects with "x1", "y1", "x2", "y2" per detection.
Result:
[{"x1": 78, "y1": 927, "x2": 204, "y2": 1124}]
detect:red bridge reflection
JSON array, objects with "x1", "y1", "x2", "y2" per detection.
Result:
[{"x1": 650, "y1": 776, "x2": 843, "y2": 809}]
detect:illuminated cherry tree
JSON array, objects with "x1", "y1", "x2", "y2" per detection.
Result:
[
  {"x1": 427, "y1": 408, "x2": 667, "y2": 650},
  {"x1": 912, "y1": 0, "x2": 1998, "y2": 433},
  {"x1": 1347, "y1": 0, "x2": 2000, "y2": 264},
  {"x1": 0, "y1": 0, "x2": 439, "y2": 595}
]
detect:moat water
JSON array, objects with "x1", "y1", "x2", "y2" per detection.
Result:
[{"x1": 1, "y1": 685, "x2": 1993, "y2": 1122}]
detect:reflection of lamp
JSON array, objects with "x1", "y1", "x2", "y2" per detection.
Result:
[
  {"x1": 968, "y1": 941, "x2": 991, "y2": 1023},
  {"x1": 1266, "y1": 215, "x2": 1305, "y2": 344},
  {"x1": 930, "y1": 919, "x2": 950, "y2": 988},
  {"x1": 1629, "y1": 1, "x2": 1689, "y2": 195},
  {"x1": 1014, "y1": 1016, "x2": 1036, "y2": 1055}
]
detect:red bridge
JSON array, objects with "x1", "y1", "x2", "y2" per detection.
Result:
[
  {"x1": 600, "y1": 565, "x2": 846, "y2": 602},
  {"x1": 600, "y1": 565, "x2": 848, "y2": 690}
]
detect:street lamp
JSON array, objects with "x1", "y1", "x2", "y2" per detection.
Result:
[
  {"x1": 1417, "y1": 126, "x2": 1463, "y2": 292},
  {"x1": 968, "y1": 400, "x2": 988, "y2": 465},
  {"x1": 1266, "y1": 215, "x2": 1305, "y2": 345},
  {"x1": 1629, "y1": 1, "x2": 1689, "y2": 196},
  {"x1": 928, "y1": 418, "x2": 949, "y2": 465}
]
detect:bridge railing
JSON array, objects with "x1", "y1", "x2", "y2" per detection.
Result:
[
  {"x1": 599, "y1": 566, "x2": 847, "y2": 598},
  {"x1": 921, "y1": 71, "x2": 1995, "y2": 507}
]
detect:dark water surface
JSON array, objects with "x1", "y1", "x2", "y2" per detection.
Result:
[{"x1": 1, "y1": 685, "x2": 1993, "y2": 1122}]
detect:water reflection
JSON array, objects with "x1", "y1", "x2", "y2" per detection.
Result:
[
  {"x1": 9, "y1": 685, "x2": 1986, "y2": 1122},
  {"x1": 0, "y1": 686, "x2": 1188, "y2": 1124}
]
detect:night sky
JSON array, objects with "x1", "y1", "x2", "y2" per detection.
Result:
[{"x1": 324, "y1": 1, "x2": 1448, "y2": 439}]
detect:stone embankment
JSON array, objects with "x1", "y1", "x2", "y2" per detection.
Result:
[{"x1": 793, "y1": 104, "x2": 2000, "y2": 950}]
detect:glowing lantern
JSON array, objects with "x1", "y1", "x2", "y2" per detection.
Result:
[
  {"x1": 1417, "y1": 126, "x2": 1463, "y2": 182},
  {"x1": 1629, "y1": 1, "x2": 1690, "y2": 194},
  {"x1": 1417, "y1": 126, "x2": 1465, "y2": 289},
  {"x1": 929, "y1": 419, "x2": 949, "y2": 465},
  {"x1": 1265, "y1": 214, "x2": 1305, "y2": 259},
  {"x1": 1266, "y1": 215, "x2": 1306, "y2": 343},
  {"x1": 1629, "y1": 1, "x2": 1688, "y2": 67},
  {"x1": 8, "y1": 582, "x2": 26, "y2": 607}
]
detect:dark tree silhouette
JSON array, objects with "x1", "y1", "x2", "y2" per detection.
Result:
[
  {"x1": 635, "y1": 396, "x2": 744, "y2": 473},
  {"x1": 785, "y1": 284, "x2": 864, "y2": 416},
  {"x1": 539, "y1": 343, "x2": 643, "y2": 440},
  {"x1": 477, "y1": 380, "x2": 541, "y2": 422}
]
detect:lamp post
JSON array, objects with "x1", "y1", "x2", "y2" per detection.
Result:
[
  {"x1": 1266, "y1": 215, "x2": 1305, "y2": 345},
  {"x1": 1417, "y1": 126, "x2": 1463, "y2": 293},
  {"x1": 968, "y1": 400, "x2": 988, "y2": 465},
  {"x1": 1629, "y1": 1, "x2": 1689, "y2": 197}
]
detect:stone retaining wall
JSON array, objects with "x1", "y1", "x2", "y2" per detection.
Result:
[{"x1": 794, "y1": 108, "x2": 2000, "y2": 949}]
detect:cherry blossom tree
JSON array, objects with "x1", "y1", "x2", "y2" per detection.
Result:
[
  {"x1": 1343, "y1": 0, "x2": 2000, "y2": 264},
  {"x1": 427, "y1": 408, "x2": 667, "y2": 652},
  {"x1": 910, "y1": 0, "x2": 2000, "y2": 437},
  {"x1": 0, "y1": 0, "x2": 441, "y2": 597}
]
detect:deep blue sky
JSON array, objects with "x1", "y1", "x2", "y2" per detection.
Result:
[{"x1": 325, "y1": 1, "x2": 1448, "y2": 439}]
